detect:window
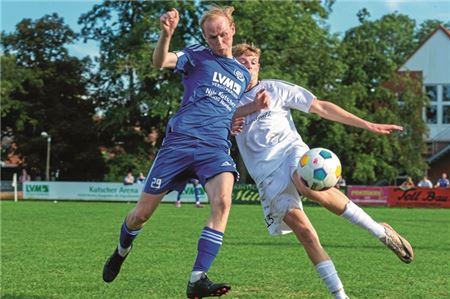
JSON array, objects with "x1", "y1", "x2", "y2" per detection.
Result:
[
  {"x1": 443, "y1": 85, "x2": 450, "y2": 102},
  {"x1": 443, "y1": 105, "x2": 450, "y2": 124},
  {"x1": 425, "y1": 105, "x2": 437, "y2": 124},
  {"x1": 425, "y1": 85, "x2": 437, "y2": 102}
]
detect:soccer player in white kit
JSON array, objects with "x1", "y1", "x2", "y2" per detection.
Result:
[{"x1": 231, "y1": 44, "x2": 414, "y2": 298}]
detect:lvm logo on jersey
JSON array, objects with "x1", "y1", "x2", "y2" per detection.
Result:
[{"x1": 212, "y1": 71, "x2": 241, "y2": 95}]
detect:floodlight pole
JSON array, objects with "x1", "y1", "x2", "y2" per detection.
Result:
[{"x1": 41, "y1": 132, "x2": 51, "y2": 181}]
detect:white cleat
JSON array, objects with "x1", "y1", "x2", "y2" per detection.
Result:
[{"x1": 379, "y1": 223, "x2": 414, "y2": 263}]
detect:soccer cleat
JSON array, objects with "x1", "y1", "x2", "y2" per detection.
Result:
[
  {"x1": 195, "y1": 203, "x2": 204, "y2": 208},
  {"x1": 379, "y1": 223, "x2": 414, "y2": 264},
  {"x1": 102, "y1": 247, "x2": 130, "y2": 282},
  {"x1": 176, "y1": 201, "x2": 182, "y2": 208},
  {"x1": 186, "y1": 273, "x2": 230, "y2": 298}
]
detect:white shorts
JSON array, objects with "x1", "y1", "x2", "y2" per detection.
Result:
[{"x1": 257, "y1": 144, "x2": 310, "y2": 236}]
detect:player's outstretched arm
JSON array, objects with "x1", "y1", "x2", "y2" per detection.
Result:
[
  {"x1": 152, "y1": 8, "x2": 179, "y2": 69},
  {"x1": 309, "y1": 99, "x2": 403, "y2": 135},
  {"x1": 234, "y1": 89, "x2": 270, "y2": 119}
]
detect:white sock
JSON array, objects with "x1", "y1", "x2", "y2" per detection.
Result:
[
  {"x1": 190, "y1": 271, "x2": 204, "y2": 283},
  {"x1": 117, "y1": 243, "x2": 131, "y2": 257},
  {"x1": 315, "y1": 260, "x2": 347, "y2": 298},
  {"x1": 341, "y1": 201, "x2": 385, "y2": 239}
]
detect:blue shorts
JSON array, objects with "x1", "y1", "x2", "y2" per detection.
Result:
[{"x1": 143, "y1": 134, "x2": 238, "y2": 194}]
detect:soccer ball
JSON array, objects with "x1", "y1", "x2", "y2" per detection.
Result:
[{"x1": 297, "y1": 148, "x2": 342, "y2": 191}]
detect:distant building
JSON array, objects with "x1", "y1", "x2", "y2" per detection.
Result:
[{"x1": 398, "y1": 25, "x2": 450, "y2": 181}]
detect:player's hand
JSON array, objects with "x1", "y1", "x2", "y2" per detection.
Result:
[
  {"x1": 367, "y1": 123, "x2": 403, "y2": 135},
  {"x1": 160, "y1": 8, "x2": 179, "y2": 36},
  {"x1": 254, "y1": 89, "x2": 270, "y2": 111},
  {"x1": 231, "y1": 117, "x2": 245, "y2": 136}
]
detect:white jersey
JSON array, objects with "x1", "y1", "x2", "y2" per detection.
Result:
[{"x1": 236, "y1": 79, "x2": 315, "y2": 185}]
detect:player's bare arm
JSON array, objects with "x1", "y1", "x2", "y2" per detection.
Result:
[
  {"x1": 234, "y1": 89, "x2": 270, "y2": 119},
  {"x1": 230, "y1": 117, "x2": 245, "y2": 136},
  {"x1": 309, "y1": 99, "x2": 403, "y2": 135},
  {"x1": 152, "y1": 8, "x2": 179, "y2": 69},
  {"x1": 231, "y1": 89, "x2": 270, "y2": 135}
]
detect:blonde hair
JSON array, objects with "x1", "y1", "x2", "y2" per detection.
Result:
[
  {"x1": 200, "y1": 6, "x2": 235, "y2": 31},
  {"x1": 232, "y1": 43, "x2": 261, "y2": 59}
]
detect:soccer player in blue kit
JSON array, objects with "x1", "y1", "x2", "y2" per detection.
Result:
[{"x1": 102, "y1": 6, "x2": 268, "y2": 299}]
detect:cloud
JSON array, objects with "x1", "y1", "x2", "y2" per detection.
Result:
[
  {"x1": 384, "y1": 0, "x2": 401, "y2": 12},
  {"x1": 68, "y1": 41, "x2": 99, "y2": 59}
]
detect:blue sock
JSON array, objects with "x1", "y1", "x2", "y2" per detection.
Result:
[
  {"x1": 194, "y1": 186, "x2": 200, "y2": 202},
  {"x1": 192, "y1": 226, "x2": 223, "y2": 272},
  {"x1": 119, "y1": 219, "x2": 142, "y2": 250}
]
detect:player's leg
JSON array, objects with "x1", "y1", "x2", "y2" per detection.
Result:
[
  {"x1": 103, "y1": 141, "x2": 193, "y2": 283},
  {"x1": 256, "y1": 165, "x2": 348, "y2": 298},
  {"x1": 284, "y1": 208, "x2": 349, "y2": 299},
  {"x1": 292, "y1": 171, "x2": 413, "y2": 263},
  {"x1": 193, "y1": 179, "x2": 203, "y2": 208},
  {"x1": 103, "y1": 191, "x2": 165, "y2": 283},
  {"x1": 176, "y1": 186, "x2": 183, "y2": 208},
  {"x1": 187, "y1": 172, "x2": 234, "y2": 298}
]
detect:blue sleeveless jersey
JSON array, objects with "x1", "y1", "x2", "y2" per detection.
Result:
[{"x1": 168, "y1": 44, "x2": 251, "y2": 150}]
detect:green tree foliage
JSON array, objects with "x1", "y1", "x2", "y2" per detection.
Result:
[
  {"x1": 1, "y1": 14, "x2": 106, "y2": 180},
  {"x1": 231, "y1": 0, "x2": 342, "y2": 90},
  {"x1": 78, "y1": 0, "x2": 200, "y2": 178},
  {"x1": 1, "y1": 55, "x2": 41, "y2": 133},
  {"x1": 336, "y1": 12, "x2": 429, "y2": 183},
  {"x1": 415, "y1": 20, "x2": 450, "y2": 44},
  {"x1": 340, "y1": 13, "x2": 416, "y2": 90}
]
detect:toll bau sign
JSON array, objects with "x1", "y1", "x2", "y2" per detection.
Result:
[{"x1": 388, "y1": 187, "x2": 450, "y2": 208}]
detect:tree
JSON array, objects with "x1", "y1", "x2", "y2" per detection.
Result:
[
  {"x1": 1, "y1": 14, "x2": 106, "y2": 180},
  {"x1": 415, "y1": 20, "x2": 450, "y2": 44},
  {"x1": 78, "y1": 0, "x2": 201, "y2": 178},
  {"x1": 336, "y1": 12, "x2": 428, "y2": 184}
]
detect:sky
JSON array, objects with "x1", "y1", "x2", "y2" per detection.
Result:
[{"x1": 1, "y1": 0, "x2": 449, "y2": 58}]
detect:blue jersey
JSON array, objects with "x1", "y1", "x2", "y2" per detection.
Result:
[
  {"x1": 168, "y1": 44, "x2": 251, "y2": 150},
  {"x1": 436, "y1": 178, "x2": 449, "y2": 188}
]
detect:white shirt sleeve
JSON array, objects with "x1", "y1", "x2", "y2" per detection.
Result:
[{"x1": 278, "y1": 81, "x2": 315, "y2": 112}]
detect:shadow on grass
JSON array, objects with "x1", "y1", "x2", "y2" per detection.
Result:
[
  {"x1": 323, "y1": 242, "x2": 450, "y2": 252},
  {"x1": 229, "y1": 241, "x2": 450, "y2": 252},
  {"x1": 229, "y1": 241, "x2": 386, "y2": 249},
  {"x1": 2, "y1": 296, "x2": 54, "y2": 299}
]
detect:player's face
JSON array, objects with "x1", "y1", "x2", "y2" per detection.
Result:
[
  {"x1": 202, "y1": 16, "x2": 235, "y2": 57},
  {"x1": 237, "y1": 54, "x2": 260, "y2": 88}
]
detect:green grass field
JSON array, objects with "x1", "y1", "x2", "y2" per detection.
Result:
[{"x1": 1, "y1": 201, "x2": 449, "y2": 298}]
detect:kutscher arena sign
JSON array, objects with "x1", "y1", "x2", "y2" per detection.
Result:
[
  {"x1": 23, "y1": 181, "x2": 204, "y2": 203},
  {"x1": 22, "y1": 181, "x2": 261, "y2": 203}
]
